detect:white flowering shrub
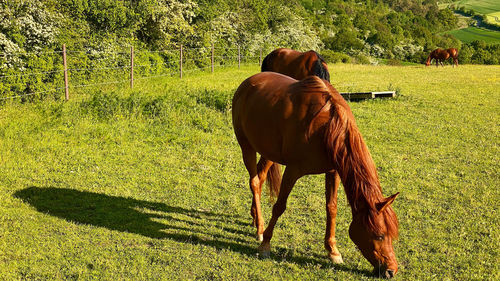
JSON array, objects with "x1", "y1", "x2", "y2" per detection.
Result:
[
  {"x1": 364, "y1": 43, "x2": 386, "y2": 58},
  {"x1": 137, "y1": 0, "x2": 197, "y2": 49},
  {"x1": 0, "y1": 1, "x2": 63, "y2": 100},
  {"x1": 0, "y1": 0, "x2": 60, "y2": 53},
  {"x1": 244, "y1": 6, "x2": 322, "y2": 55},
  {"x1": 392, "y1": 40, "x2": 423, "y2": 61}
]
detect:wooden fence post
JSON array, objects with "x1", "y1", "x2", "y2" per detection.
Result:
[
  {"x1": 180, "y1": 45, "x2": 183, "y2": 79},
  {"x1": 238, "y1": 45, "x2": 240, "y2": 69},
  {"x1": 211, "y1": 43, "x2": 214, "y2": 73},
  {"x1": 130, "y1": 46, "x2": 134, "y2": 88},
  {"x1": 62, "y1": 44, "x2": 69, "y2": 101}
]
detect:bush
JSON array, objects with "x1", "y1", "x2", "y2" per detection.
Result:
[
  {"x1": 353, "y1": 54, "x2": 371, "y2": 64},
  {"x1": 460, "y1": 41, "x2": 500, "y2": 65},
  {"x1": 386, "y1": 59, "x2": 402, "y2": 66},
  {"x1": 320, "y1": 50, "x2": 351, "y2": 64}
]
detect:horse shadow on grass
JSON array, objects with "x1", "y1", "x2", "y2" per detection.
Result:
[{"x1": 14, "y1": 186, "x2": 371, "y2": 277}]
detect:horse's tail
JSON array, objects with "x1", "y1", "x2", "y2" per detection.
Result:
[
  {"x1": 267, "y1": 163, "x2": 282, "y2": 199},
  {"x1": 258, "y1": 161, "x2": 282, "y2": 200}
]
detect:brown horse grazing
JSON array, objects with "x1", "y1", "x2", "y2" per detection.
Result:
[
  {"x1": 261, "y1": 48, "x2": 330, "y2": 82},
  {"x1": 232, "y1": 72, "x2": 399, "y2": 278},
  {"x1": 425, "y1": 48, "x2": 459, "y2": 67}
]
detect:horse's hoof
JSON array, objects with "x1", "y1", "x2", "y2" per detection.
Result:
[
  {"x1": 258, "y1": 243, "x2": 270, "y2": 258},
  {"x1": 259, "y1": 250, "x2": 270, "y2": 258},
  {"x1": 256, "y1": 234, "x2": 263, "y2": 242},
  {"x1": 329, "y1": 253, "x2": 344, "y2": 264}
]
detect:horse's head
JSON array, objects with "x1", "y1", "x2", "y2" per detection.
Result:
[
  {"x1": 425, "y1": 55, "x2": 432, "y2": 66},
  {"x1": 349, "y1": 193, "x2": 399, "y2": 278}
]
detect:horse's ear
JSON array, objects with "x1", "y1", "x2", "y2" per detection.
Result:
[{"x1": 376, "y1": 192, "x2": 399, "y2": 213}]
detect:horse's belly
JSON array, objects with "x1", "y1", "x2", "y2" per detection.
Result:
[
  {"x1": 244, "y1": 125, "x2": 286, "y2": 163},
  {"x1": 281, "y1": 136, "x2": 334, "y2": 174}
]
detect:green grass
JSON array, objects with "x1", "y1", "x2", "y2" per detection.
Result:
[
  {"x1": 1, "y1": 64, "x2": 499, "y2": 280},
  {"x1": 485, "y1": 11, "x2": 500, "y2": 26},
  {"x1": 444, "y1": 26, "x2": 500, "y2": 43},
  {"x1": 449, "y1": 0, "x2": 499, "y2": 15},
  {"x1": 446, "y1": 0, "x2": 500, "y2": 26}
]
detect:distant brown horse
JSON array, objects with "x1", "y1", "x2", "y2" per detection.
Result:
[
  {"x1": 261, "y1": 48, "x2": 330, "y2": 82},
  {"x1": 232, "y1": 72, "x2": 399, "y2": 278},
  {"x1": 425, "y1": 48, "x2": 458, "y2": 67}
]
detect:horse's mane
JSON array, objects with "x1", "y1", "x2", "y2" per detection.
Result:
[
  {"x1": 311, "y1": 51, "x2": 330, "y2": 82},
  {"x1": 261, "y1": 52, "x2": 273, "y2": 72},
  {"x1": 321, "y1": 82, "x2": 398, "y2": 238}
]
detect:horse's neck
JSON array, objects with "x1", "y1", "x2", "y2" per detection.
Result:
[{"x1": 426, "y1": 56, "x2": 432, "y2": 64}]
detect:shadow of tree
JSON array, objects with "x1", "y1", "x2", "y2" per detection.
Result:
[{"x1": 14, "y1": 186, "x2": 371, "y2": 277}]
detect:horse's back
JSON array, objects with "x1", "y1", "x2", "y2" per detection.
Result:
[
  {"x1": 261, "y1": 48, "x2": 301, "y2": 72},
  {"x1": 233, "y1": 72, "x2": 333, "y2": 124},
  {"x1": 261, "y1": 48, "x2": 330, "y2": 82}
]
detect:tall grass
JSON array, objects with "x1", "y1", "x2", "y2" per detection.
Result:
[{"x1": 0, "y1": 64, "x2": 499, "y2": 280}]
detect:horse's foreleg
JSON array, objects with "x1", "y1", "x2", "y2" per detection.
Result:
[
  {"x1": 325, "y1": 171, "x2": 343, "y2": 264},
  {"x1": 258, "y1": 166, "x2": 301, "y2": 257}
]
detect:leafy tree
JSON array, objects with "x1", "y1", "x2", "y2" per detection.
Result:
[{"x1": 135, "y1": 0, "x2": 197, "y2": 48}]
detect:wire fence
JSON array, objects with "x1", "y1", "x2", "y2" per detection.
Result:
[{"x1": 0, "y1": 44, "x2": 269, "y2": 102}]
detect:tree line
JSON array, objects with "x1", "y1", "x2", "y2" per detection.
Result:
[{"x1": 1, "y1": 0, "x2": 499, "y2": 100}]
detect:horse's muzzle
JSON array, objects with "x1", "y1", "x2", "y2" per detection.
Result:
[{"x1": 374, "y1": 268, "x2": 396, "y2": 279}]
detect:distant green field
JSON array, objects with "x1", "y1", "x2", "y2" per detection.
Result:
[
  {"x1": 445, "y1": 26, "x2": 500, "y2": 43},
  {"x1": 451, "y1": 0, "x2": 499, "y2": 14},
  {"x1": 447, "y1": 0, "x2": 500, "y2": 26},
  {"x1": 485, "y1": 11, "x2": 500, "y2": 26}
]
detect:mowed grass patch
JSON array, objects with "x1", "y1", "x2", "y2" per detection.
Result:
[
  {"x1": 1, "y1": 64, "x2": 499, "y2": 280},
  {"x1": 446, "y1": 0, "x2": 500, "y2": 26},
  {"x1": 449, "y1": 0, "x2": 499, "y2": 15},
  {"x1": 444, "y1": 26, "x2": 500, "y2": 43},
  {"x1": 485, "y1": 12, "x2": 500, "y2": 26}
]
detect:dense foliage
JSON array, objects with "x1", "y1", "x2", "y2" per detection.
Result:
[{"x1": 0, "y1": 0, "x2": 498, "y2": 100}]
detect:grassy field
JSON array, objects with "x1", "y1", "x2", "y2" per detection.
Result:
[
  {"x1": 0, "y1": 64, "x2": 499, "y2": 280},
  {"x1": 448, "y1": 0, "x2": 499, "y2": 14},
  {"x1": 441, "y1": 0, "x2": 500, "y2": 42},
  {"x1": 446, "y1": 0, "x2": 500, "y2": 26},
  {"x1": 444, "y1": 26, "x2": 500, "y2": 43}
]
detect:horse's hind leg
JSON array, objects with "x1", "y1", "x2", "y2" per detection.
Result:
[
  {"x1": 258, "y1": 166, "x2": 301, "y2": 257},
  {"x1": 325, "y1": 171, "x2": 343, "y2": 264}
]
